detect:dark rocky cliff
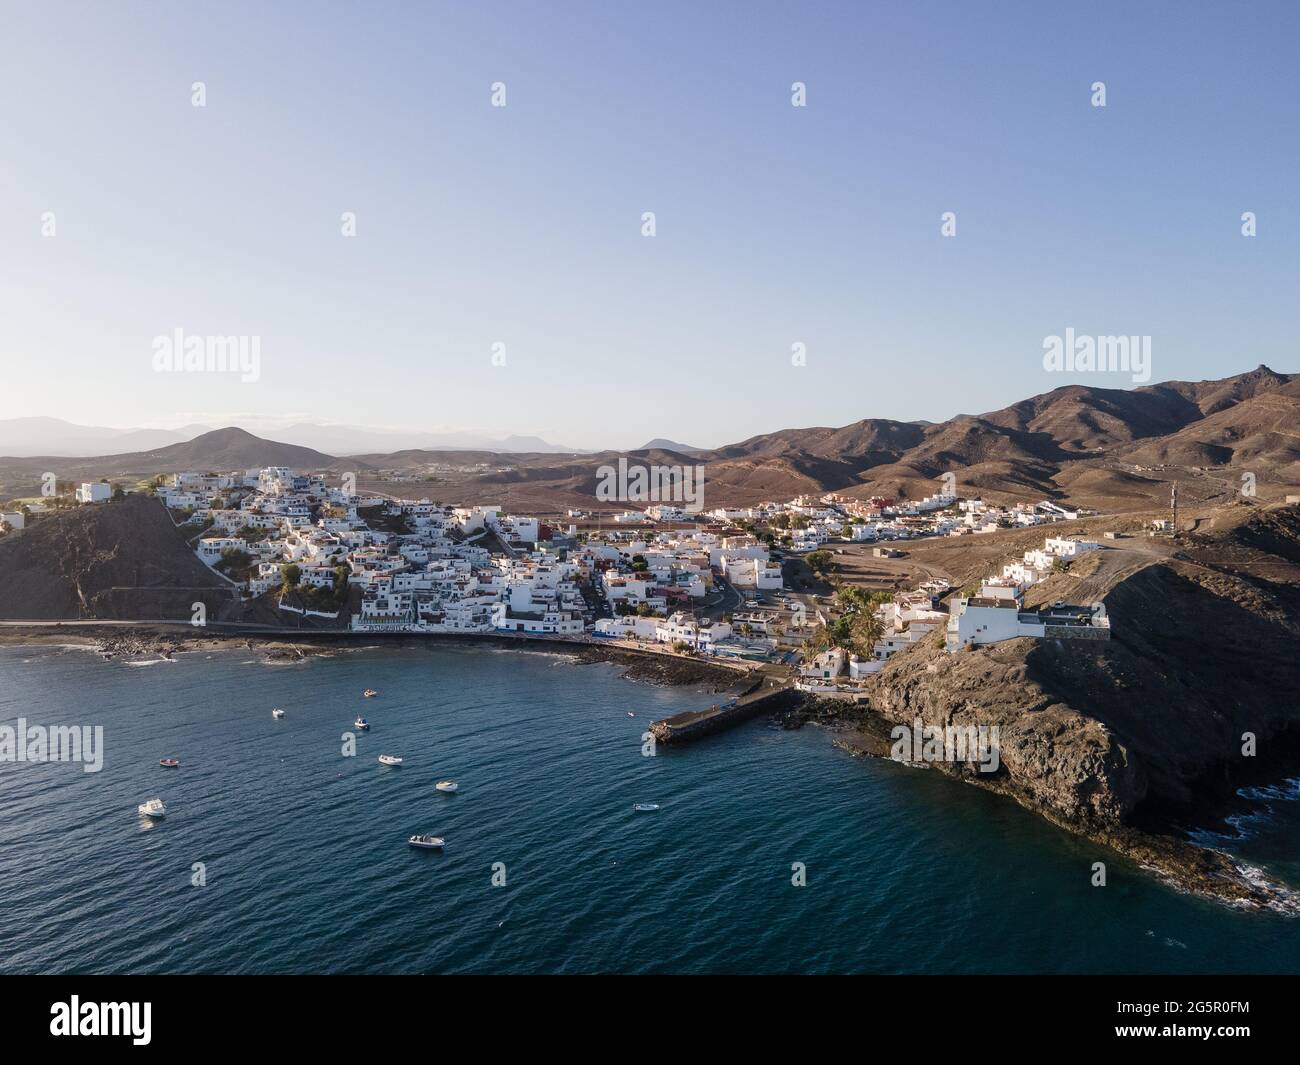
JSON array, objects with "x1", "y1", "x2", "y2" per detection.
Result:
[{"x1": 861, "y1": 504, "x2": 1300, "y2": 906}]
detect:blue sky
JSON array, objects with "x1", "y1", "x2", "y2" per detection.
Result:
[{"x1": 1, "y1": 0, "x2": 1296, "y2": 449}]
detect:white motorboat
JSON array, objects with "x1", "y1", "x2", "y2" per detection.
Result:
[
  {"x1": 378, "y1": 754, "x2": 403, "y2": 766},
  {"x1": 435, "y1": 780, "x2": 459, "y2": 793},
  {"x1": 354, "y1": 717, "x2": 370, "y2": 730},
  {"x1": 363, "y1": 689, "x2": 378, "y2": 698},
  {"x1": 408, "y1": 834, "x2": 445, "y2": 849},
  {"x1": 159, "y1": 758, "x2": 180, "y2": 768},
  {"x1": 633, "y1": 803, "x2": 660, "y2": 812},
  {"x1": 138, "y1": 798, "x2": 167, "y2": 818},
  {"x1": 272, "y1": 708, "x2": 286, "y2": 719}
]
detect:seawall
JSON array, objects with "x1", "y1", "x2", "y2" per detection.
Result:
[{"x1": 648, "y1": 683, "x2": 801, "y2": 745}]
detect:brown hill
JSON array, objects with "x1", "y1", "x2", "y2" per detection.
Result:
[
  {"x1": 437, "y1": 365, "x2": 1297, "y2": 511},
  {"x1": 122, "y1": 427, "x2": 344, "y2": 471},
  {"x1": 0, "y1": 428, "x2": 352, "y2": 498},
  {"x1": 979, "y1": 383, "x2": 1202, "y2": 452},
  {"x1": 713, "y1": 418, "x2": 925, "y2": 462},
  {"x1": 0, "y1": 495, "x2": 233, "y2": 620},
  {"x1": 2, "y1": 366, "x2": 1296, "y2": 512},
  {"x1": 1119, "y1": 378, "x2": 1300, "y2": 473}
]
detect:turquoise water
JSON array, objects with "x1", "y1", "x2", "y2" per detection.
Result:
[{"x1": 0, "y1": 643, "x2": 1297, "y2": 974}]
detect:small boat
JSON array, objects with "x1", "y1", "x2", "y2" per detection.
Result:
[
  {"x1": 627, "y1": 712, "x2": 635, "y2": 717},
  {"x1": 138, "y1": 798, "x2": 167, "y2": 818},
  {"x1": 435, "y1": 780, "x2": 459, "y2": 793},
  {"x1": 159, "y1": 758, "x2": 180, "y2": 768},
  {"x1": 363, "y1": 689, "x2": 378, "y2": 698},
  {"x1": 354, "y1": 717, "x2": 370, "y2": 730},
  {"x1": 633, "y1": 803, "x2": 660, "y2": 812},
  {"x1": 408, "y1": 834, "x2": 445, "y2": 849},
  {"x1": 272, "y1": 708, "x2": 286, "y2": 719},
  {"x1": 378, "y1": 754, "x2": 403, "y2": 766}
]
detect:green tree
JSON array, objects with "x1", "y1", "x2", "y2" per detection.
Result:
[
  {"x1": 281, "y1": 563, "x2": 301, "y2": 589},
  {"x1": 804, "y1": 549, "x2": 833, "y2": 574}
]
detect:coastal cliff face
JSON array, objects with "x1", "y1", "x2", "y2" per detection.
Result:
[
  {"x1": 869, "y1": 635, "x2": 1148, "y2": 824},
  {"x1": 869, "y1": 505, "x2": 1300, "y2": 834}
]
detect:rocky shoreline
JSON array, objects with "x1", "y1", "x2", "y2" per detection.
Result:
[
  {"x1": 0, "y1": 624, "x2": 746, "y2": 689},
  {"x1": 783, "y1": 694, "x2": 1300, "y2": 914}
]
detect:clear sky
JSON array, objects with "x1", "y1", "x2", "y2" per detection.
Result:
[{"x1": 1, "y1": 1, "x2": 1296, "y2": 449}]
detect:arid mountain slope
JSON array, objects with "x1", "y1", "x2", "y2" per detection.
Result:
[{"x1": 1, "y1": 366, "x2": 1295, "y2": 510}]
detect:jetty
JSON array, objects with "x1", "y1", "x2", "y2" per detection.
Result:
[{"x1": 648, "y1": 677, "x2": 800, "y2": 745}]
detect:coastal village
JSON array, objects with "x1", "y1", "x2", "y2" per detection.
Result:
[{"x1": 0, "y1": 464, "x2": 1114, "y2": 694}]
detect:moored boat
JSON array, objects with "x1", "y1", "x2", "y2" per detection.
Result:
[
  {"x1": 159, "y1": 758, "x2": 180, "y2": 768},
  {"x1": 633, "y1": 803, "x2": 660, "y2": 812},
  {"x1": 363, "y1": 689, "x2": 378, "y2": 698},
  {"x1": 272, "y1": 708, "x2": 286, "y2": 719},
  {"x1": 138, "y1": 798, "x2": 167, "y2": 818},
  {"x1": 408, "y1": 834, "x2": 444, "y2": 849},
  {"x1": 378, "y1": 754, "x2": 403, "y2": 766},
  {"x1": 435, "y1": 780, "x2": 459, "y2": 793},
  {"x1": 354, "y1": 717, "x2": 370, "y2": 730}
]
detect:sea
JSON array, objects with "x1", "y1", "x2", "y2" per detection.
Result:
[{"x1": 1, "y1": 642, "x2": 1298, "y2": 974}]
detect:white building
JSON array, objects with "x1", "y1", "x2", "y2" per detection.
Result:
[
  {"x1": 655, "y1": 612, "x2": 732, "y2": 651},
  {"x1": 75, "y1": 482, "x2": 112, "y2": 504},
  {"x1": 593, "y1": 616, "x2": 663, "y2": 640},
  {"x1": 197, "y1": 536, "x2": 248, "y2": 563},
  {"x1": 492, "y1": 604, "x2": 583, "y2": 635},
  {"x1": 801, "y1": 647, "x2": 844, "y2": 680}
]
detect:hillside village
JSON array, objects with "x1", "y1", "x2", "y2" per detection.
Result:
[{"x1": 0, "y1": 464, "x2": 1122, "y2": 689}]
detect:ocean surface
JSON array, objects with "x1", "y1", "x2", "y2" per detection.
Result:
[{"x1": 1, "y1": 642, "x2": 1298, "y2": 974}]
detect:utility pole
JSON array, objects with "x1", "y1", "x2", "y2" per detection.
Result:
[{"x1": 1170, "y1": 483, "x2": 1179, "y2": 533}]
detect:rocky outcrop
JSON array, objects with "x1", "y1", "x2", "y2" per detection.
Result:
[
  {"x1": 846, "y1": 507, "x2": 1300, "y2": 907},
  {"x1": 869, "y1": 634, "x2": 1148, "y2": 824},
  {"x1": 872, "y1": 557, "x2": 1300, "y2": 829}
]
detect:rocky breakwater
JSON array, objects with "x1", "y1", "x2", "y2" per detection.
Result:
[{"x1": 649, "y1": 681, "x2": 799, "y2": 745}]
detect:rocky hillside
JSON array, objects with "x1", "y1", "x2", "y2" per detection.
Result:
[
  {"x1": 862, "y1": 502, "x2": 1300, "y2": 904},
  {"x1": 0, "y1": 495, "x2": 233, "y2": 620}
]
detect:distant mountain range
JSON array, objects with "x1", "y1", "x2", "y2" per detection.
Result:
[
  {"x1": 0, "y1": 418, "x2": 588, "y2": 457},
  {"x1": 1, "y1": 366, "x2": 1296, "y2": 511},
  {"x1": 0, "y1": 417, "x2": 217, "y2": 456}
]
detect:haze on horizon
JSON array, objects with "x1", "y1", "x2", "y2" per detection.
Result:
[{"x1": 2, "y1": 1, "x2": 1297, "y2": 451}]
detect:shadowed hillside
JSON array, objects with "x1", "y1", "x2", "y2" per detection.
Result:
[{"x1": 0, "y1": 495, "x2": 233, "y2": 620}]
